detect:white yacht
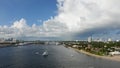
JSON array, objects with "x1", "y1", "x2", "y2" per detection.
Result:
[{"x1": 42, "y1": 50, "x2": 48, "y2": 56}]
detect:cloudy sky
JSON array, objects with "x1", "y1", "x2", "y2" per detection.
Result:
[{"x1": 0, "y1": 0, "x2": 120, "y2": 40}]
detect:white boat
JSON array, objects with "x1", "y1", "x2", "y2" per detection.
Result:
[{"x1": 42, "y1": 51, "x2": 48, "y2": 56}]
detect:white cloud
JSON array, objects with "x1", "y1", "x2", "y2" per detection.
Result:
[
  {"x1": 0, "y1": 18, "x2": 67, "y2": 38},
  {"x1": 55, "y1": 0, "x2": 120, "y2": 39},
  {"x1": 0, "y1": 0, "x2": 120, "y2": 40},
  {"x1": 11, "y1": 18, "x2": 28, "y2": 29},
  {"x1": 56, "y1": 0, "x2": 120, "y2": 31}
]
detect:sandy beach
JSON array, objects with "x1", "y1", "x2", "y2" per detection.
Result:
[{"x1": 71, "y1": 47, "x2": 120, "y2": 62}]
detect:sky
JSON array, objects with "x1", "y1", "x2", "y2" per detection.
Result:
[
  {"x1": 0, "y1": 0, "x2": 57, "y2": 26},
  {"x1": 0, "y1": 0, "x2": 120, "y2": 41}
]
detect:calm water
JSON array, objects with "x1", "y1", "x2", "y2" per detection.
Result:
[{"x1": 0, "y1": 44, "x2": 120, "y2": 68}]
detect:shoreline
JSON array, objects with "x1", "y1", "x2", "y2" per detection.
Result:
[{"x1": 71, "y1": 47, "x2": 120, "y2": 62}]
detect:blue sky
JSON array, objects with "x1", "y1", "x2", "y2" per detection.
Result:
[{"x1": 0, "y1": 0, "x2": 57, "y2": 26}]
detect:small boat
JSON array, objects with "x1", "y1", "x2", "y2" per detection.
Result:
[{"x1": 42, "y1": 51, "x2": 48, "y2": 57}]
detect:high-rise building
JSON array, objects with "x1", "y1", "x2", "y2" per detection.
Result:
[{"x1": 88, "y1": 37, "x2": 92, "y2": 43}]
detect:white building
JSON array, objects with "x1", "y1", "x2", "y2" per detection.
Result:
[
  {"x1": 116, "y1": 40, "x2": 119, "y2": 42},
  {"x1": 88, "y1": 37, "x2": 92, "y2": 43},
  {"x1": 108, "y1": 38, "x2": 112, "y2": 42},
  {"x1": 109, "y1": 51, "x2": 120, "y2": 56},
  {"x1": 72, "y1": 45, "x2": 78, "y2": 48}
]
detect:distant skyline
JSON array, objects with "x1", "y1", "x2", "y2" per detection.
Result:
[{"x1": 0, "y1": 0, "x2": 120, "y2": 40}]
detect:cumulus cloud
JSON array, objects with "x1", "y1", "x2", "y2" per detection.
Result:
[
  {"x1": 0, "y1": 18, "x2": 68, "y2": 39},
  {"x1": 42, "y1": 0, "x2": 120, "y2": 39},
  {"x1": 0, "y1": 0, "x2": 120, "y2": 40},
  {"x1": 56, "y1": 0, "x2": 120, "y2": 31},
  {"x1": 54, "y1": 0, "x2": 120, "y2": 39}
]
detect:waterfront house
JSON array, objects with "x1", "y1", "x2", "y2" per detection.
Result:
[{"x1": 109, "y1": 51, "x2": 120, "y2": 56}]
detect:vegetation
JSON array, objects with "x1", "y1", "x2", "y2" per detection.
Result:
[{"x1": 63, "y1": 41, "x2": 120, "y2": 56}]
